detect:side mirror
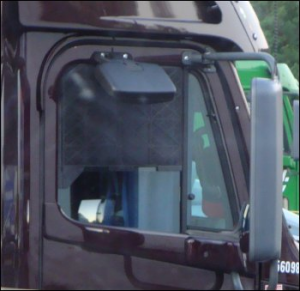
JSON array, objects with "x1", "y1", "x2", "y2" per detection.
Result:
[
  {"x1": 249, "y1": 78, "x2": 283, "y2": 262},
  {"x1": 292, "y1": 100, "x2": 299, "y2": 161},
  {"x1": 95, "y1": 59, "x2": 176, "y2": 104}
]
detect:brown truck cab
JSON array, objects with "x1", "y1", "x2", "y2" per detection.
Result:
[{"x1": 1, "y1": 1, "x2": 299, "y2": 290}]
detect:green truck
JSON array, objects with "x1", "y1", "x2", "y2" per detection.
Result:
[{"x1": 236, "y1": 61, "x2": 299, "y2": 213}]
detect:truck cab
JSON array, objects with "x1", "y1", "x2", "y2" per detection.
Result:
[{"x1": 1, "y1": 1, "x2": 299, "y2": 290}]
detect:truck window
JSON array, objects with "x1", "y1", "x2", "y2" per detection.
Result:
[
  {"x1": 57, "y1": 61, "x2": 235, "y2": 233},
  {"x1": 187, "y1": 74, "x2": 234, "y2": 230},
  {"x1": 57, "y1": 63, "x2": 182, "y2": 233}
]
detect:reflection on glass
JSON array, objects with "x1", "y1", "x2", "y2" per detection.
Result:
[
  {"x1": 78, "y1": 199, "x2": 102, "y2": 224},
  {"x1": 191, "y1": 162, "x2": 206, "y2": 218},
  {"x1": 59, "y1": 170, "x2": 181, "y2": 233}
]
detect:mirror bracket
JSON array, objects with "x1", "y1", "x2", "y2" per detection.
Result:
[
  {"x1": 94, "y1": 57, "x2": 176, "y2": 104},
  {"x1": 91, "y1": 51, "x2": 133, "y2": 63}
]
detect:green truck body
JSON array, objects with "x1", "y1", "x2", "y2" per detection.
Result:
[{"x1": 236, "y1": 61, "x2": 299, "y2": 213}]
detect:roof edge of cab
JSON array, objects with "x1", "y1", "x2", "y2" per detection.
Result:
[{"x1": 3, "y1": 1, "x2": 268, "y2": 52}]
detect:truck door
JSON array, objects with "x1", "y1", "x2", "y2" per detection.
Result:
[{"x1": 42, "y1": 40, "x2": 251, "y2": 290}]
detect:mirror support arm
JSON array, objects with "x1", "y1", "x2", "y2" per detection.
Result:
[
  {"x1": 182, "y1": 52, "x2": 277, "y2": 79},
  {"x1": 231, "y1": 272, "x2": 244, "y2": 290},
  {"x1": 266, "y1": 259, "x2": 279, "y2": 290},
  {"x1": 230, "y1": 260, "x2": 279, "y2": 290}
]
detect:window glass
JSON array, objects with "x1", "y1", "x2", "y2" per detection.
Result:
[
  {"x1": 56, "y1": 61, "x2": 235, "y2": 233},
  {"x1": 57, "y1": 63, "x2": 183, "y2": 233},
  {"x1": 59, "y1": 169, "x2": 180, "y2": 233},
  {"x1": 187, "y1": 74, "x2": 234, "y2": 230}
]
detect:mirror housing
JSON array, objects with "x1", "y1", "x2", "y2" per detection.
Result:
[
  {"x1": 292, "y1": 100, "x2": 299, "y2": 161},
  {"x1": 249, "y1": 78, "x2": 283, "y2": 262},
  {"x1": 95, "y1": 60, "x2": 176, "y2": 104}
]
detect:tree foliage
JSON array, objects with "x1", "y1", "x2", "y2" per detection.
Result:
[{"x1": 251, "y1": 1, "x2": 299, "y2": 80}]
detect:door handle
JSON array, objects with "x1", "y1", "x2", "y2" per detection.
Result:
[{"x1": 82, "y1": 226, "x2": 144, "y2": 253}]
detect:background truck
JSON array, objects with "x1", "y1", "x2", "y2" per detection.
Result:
[
  {"x1": 1, "y1": 1, "x2": 299, "y2": 290},
  {"x1": 236, "y1": 61, "x2": 299, "y2": 213}
]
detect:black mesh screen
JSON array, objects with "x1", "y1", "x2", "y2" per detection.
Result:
[{"x1": 59, "y1": 63, "x2": 183, "y2": 167}]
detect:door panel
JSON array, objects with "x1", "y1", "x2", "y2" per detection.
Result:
[
  {"x1": 43, "y1": 239, "x2": 245, "y2": 290},
  {"x1": 44, "y1": 203, "x2": 245, "y2": 274}
]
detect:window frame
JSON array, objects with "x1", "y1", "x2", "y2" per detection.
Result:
[{"x1": 42, "y1": 38, "x2": 248, "y2": 246}]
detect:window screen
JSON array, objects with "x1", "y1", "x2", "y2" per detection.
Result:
[{"x1": 57, "y1": 62, "x2": 183, "y2": 233}]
